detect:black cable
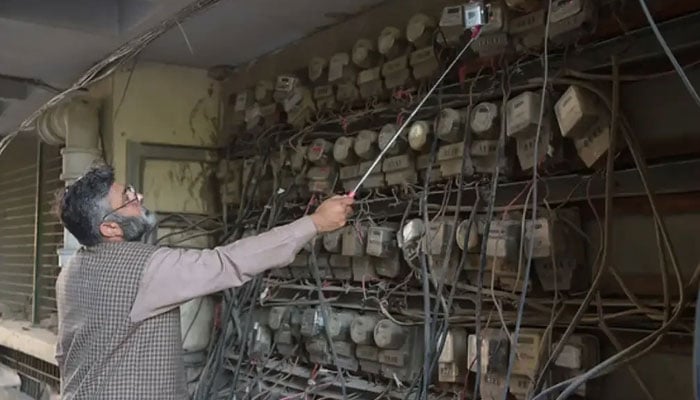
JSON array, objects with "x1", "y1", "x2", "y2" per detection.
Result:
[
  {"x1": 308, "y1": 246, "x2": 349, "y2": 398},
  {"x1": 472, "y1": 64, "x2": 511, "y2": 400}
]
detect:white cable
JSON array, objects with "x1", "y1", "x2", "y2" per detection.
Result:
[{"x1": 637, "y1": 0, "x2": 700, "y2": 107}]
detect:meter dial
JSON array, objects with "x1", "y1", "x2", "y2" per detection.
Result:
[
  {"x1": 374, "y1": 319, "x2": 407, "y2": 349},
  {"x1": 400, "y1": 218, "x2": 425, "y2": 247},
  {"x1": 333, "y1": 136, "x2": 357, "y2": 165},
  {"x1": 406, "y1": 14, "x2": 436, "y2": 47},
  {"x1": 456, "y1": 219, "x2": 480, "y2": 251},
  {"x1": 470, "y1": 102, "x2": 499, "y2": 138},
  {"x1": 377, "y1": 27, "x2": 405, "y2": 58},
  {"x1": 408, "y1": 120, "x2": 433, "y2": 152},
  {"x1": 355, "y1": 130, "x2": 379, "y2": 160},
  {"x1": 306, "y1": 138, "x2": 333, "y2": 165},
  {"x1": 378, "y1": 123, "x2": 407, "y2": 155},
  {"x1": 352, "y1": 39, "x2": 379, "y2": 69},
  {"x1": 434, "y1": 108, "x2": 466, "y2": 143}
]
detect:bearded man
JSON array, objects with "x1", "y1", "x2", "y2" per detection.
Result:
[{"x1": 55, "y1": 164, "x2": 353, "y2": 399}]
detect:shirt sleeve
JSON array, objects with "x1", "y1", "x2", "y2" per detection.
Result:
[{"x1": 129, "y1": 216, "x2": 317, "y2": 323}]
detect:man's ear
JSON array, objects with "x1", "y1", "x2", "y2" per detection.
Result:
[{"x1": 99, "y1": 221, "x2": 123, "y2": 240}]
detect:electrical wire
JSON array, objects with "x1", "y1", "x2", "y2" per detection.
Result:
[
  {"x1": 502, "y1": 2, "x2": 553, "y2": 396},
  {"x1": 636, "y1": 0, "x2": 700, "y2": 108},
  {"x1": 1, "y1": 0, "x2": 226, "y2": 154}
]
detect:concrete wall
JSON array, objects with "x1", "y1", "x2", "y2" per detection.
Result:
[{"x1": 98, "y1": 61, "x2": 221, "y2": 215}]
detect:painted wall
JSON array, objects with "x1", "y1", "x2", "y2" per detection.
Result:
[{"x1": 100, "y1": 61, "x2": 221, "y2": 215}]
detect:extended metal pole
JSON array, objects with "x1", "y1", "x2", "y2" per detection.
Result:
[{"x1": 349, "y1": 29, "x2": 481, "y2": 197}]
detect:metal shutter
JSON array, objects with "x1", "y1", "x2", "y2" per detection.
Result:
[
  {"x1": 38, "y1": 146, "x2": 63, "y2": 321},
  {"x1": 0, "y1": 136, "x2": 39, "y2": 319},
  {"x1": 0, "y1": 136, "x2": 62, "y2": 323}
]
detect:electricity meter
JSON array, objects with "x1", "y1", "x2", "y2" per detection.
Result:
[
  {"x1": 472, "y1": 33, "x2": 511, "y2": 57},
  {"x1": 435, "y1": 108, "x2": 467, "y2": 143},
  {"x1": 375, "y1": 256, "x2": 404, "y2": 278},
  {"x1": 509, "y1": 9, "x2": 545, "y2": 51},
  {"x1": 400, "y1": 219, "x2": 424, "y2": 250},
  {"x1": 456, "y1": 218, "x2": 480, "y2": 252},
  {"x1": 327, "y1": 311, "x2": 355, "y2": 340},
  {"x1": 268, "y1": 306, "x2": 291, "y2": 331},
  {"x1": 333, "y1": 136, "x2": 357, "y2": 165},
  {"x1": 323, "y1": 229, "x2": 344, "y2": 253},
  {"x1": 574, "y1": 120, "x2": 610, "y2": 168},
  {"x1": 313, "y1": 85, "x2": 336, "y2": 110},
  {"x1": 352, "y1": 39, "x2": 380, "y2": 69},
  {"x1": 471, "y1": 140, "x2": 499, "y2": 158},
  {"x1": 329, "y1": 52, "x2": 356, "y2": 83},
  {"x1": 406, "y1": 14, "x2": 436, "y2": 47},
  {"x1": 377, "y1": 26, "x2": 406, "y2": 59},
  {"x1": 416, "y1": 153, "x2": 443, "y2": 183},
  {"x1": 439, "y1": 5, "x2": 466, "y2": 46},
  {"x1": 382, "y1": 55, "x2": 411, "y2": 90},
  {"x1": 482, "y1": 2, "x2": 508, "y2": 34},
  {"x1": 486, "y1": 219, "x2": 521, "y2": 261},
  {"x1": 383, "y1": 154, "x2": 417, "y2": 186},
  {"x1": 516, "y1": 126, "x2": 551, "y2": 171},
  {"x1": 259, "y1": 103, "x2": 280, "y2": 128},
  {"x1": 351, "y1": 315, "x2": 381, "y2": 345},
  {"x1": 506, "y1": 91, "x2": 542, "y2": 138},
  {"x1": 308, "y1": 57, "x2": 327, "y2": 83},
  {"x1": 273, "y1": 75, "x2": 299, "y2": 103},
  {"x1": 554, "y1": 85, "x2": 600, "y2": 139},
  {"x1": 549, "y1": 0, "x2": 597, "y2": 45},
  {"x1": 306, "y1": 165, "x2": 336, "y2": 194},
  {"x1": 254, "y1": 80, "x2": 274, "y2": 103},
  {"x1": 355, "y1": 130, "x2": 379, "y2": 160},
  {"x1": 300, "y1": 308, "x2": 323, "y2": 337},
  {"x1": 378, "y1": 123, "x2": 407, "y2": 155},
  {"x1": 464, "y1": 2, "x2": 487, "y2": 29},
  {"x1": 437, "y1": 142, "x2": 467, "y2": 178},
  {"x1": 410, "y1": 46, "x2": 439, "y2": 81},
  {"x1": 342, "y1": 225, "x2": 366, "y2": 257},
  {"x1": 506, "y1": 0, "x2": 540, "y2": 12},
  {"x1": 468, "y1": 329, "x2": 509, "y2": 374},
  {"x1": 512, "y1": 329, "x2": 544, "y2": 378},
  {"x1": 306, "y1": 138, "x2": 333, "y2": 165},
  {"x1": 366, "y1": 225, "x2": 398, "y2": 258},
  {"x1": 374, "y1": 320, "x2": 407, "y2": 350},
  {"x1": 438, "y1": 328, "x2": 469, "y2": 383},
  {"x1": 336, "y1": 82, "x2": 360, "y2": 105},
  {"x1": 340, "y1": 163, "x2": 360, "y2": 193},
  {"x1": 551, "y1": 0, "x2": 584, "y2": 22},
  {"x1": 470, "y1": 102, "x2": 499, "y2": 138},
  {"x1": 358, "y1": 161, "x2": 386, "y2": 189},
  {"x1": 357, "y1": 66, "x2": 385, "y2": 100},
  {"x1": 408, "y1": 120, "x2": 433, "y2": 152}
]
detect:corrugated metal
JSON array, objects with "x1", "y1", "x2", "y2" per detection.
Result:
[
  {"x1": 0, "y1": 137, "x2": 62, "y2": 322},
  {"x1": 0, "y1": 140, "x2": 38, "y2": 319},
  {"x1": 38, "y1": 146, "x2": 63, "y2": 321}
]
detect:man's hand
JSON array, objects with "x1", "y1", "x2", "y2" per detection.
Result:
[{"x1": 310, "y1": 195, "x2": 354, "y2": 233}]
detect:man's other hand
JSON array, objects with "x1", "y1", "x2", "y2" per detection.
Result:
[{"x1": 310, "y1": 195, "x2": 354, "y2": 233}]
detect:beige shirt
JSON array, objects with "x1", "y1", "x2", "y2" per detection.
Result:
[{"x1": 129, "y1": 216, "x2": 317, "y2": 322}]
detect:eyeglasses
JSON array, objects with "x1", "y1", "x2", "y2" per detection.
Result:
[{"x1": 102, "y1": 185, "x2": 141, "y2": 221}]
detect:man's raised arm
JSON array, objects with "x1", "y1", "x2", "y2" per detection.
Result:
[{"x1": 129, "y1": 196, "x2": 354, "y2": 322}]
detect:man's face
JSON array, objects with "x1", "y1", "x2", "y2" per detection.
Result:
[{"x1": 98, "y1": 182, "x2": 157, "y2": 242}]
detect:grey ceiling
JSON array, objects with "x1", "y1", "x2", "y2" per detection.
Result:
[{"x1": 0, "y1": 0, "x2": 385, "y2": 135}]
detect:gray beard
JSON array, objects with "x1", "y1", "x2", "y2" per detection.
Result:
[{"x1": 108, "y1": 208, "x2": 157, "y2": 242}]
